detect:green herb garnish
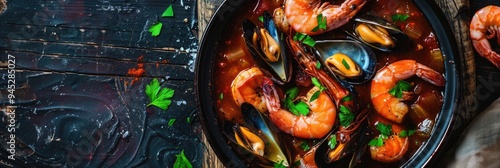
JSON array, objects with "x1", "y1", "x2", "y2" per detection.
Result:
[
  {"x1": 300, "y1": 141, "x2": 310, "y2": 151},
  {"x1": 341, "y1": 95, "x2": 352, "y2": 102},
  {"x1": 341, "y1": 59, "x2": 350, "y2": 70},
  {"x1": 399, "y1": 129, "x2": 416, "y2": 137},
  {"x1": 258, "y1": 15, "x2": 264, "y2": 22},
  {"x1": 295, "y1": 101, "x2": 310, "y2": 116},
  {"x1": 174, "y1": 150, "x2": 193, "y2": 168},
  {"x1": 311, "y1": 13, "x2": 327, "y2": 32},
  {"x1": 168, "y1": 118, "x2": 176, "y2": 126},
  {"x1": 391, "y1": 14, "x2": 410, "y2": 22},
  {"x1": 328, "y1": 135, "x2": 337, "y2": 149},
  {"x1": 388, "y1": 80, "x2": 412, "y2": 99},
  {"x1": 146, "y1": 78, "x2": 175, "y2": 110},
  {"x1": 148, "y1": 22, "x2": 163, "y2": 37},
  {"x1": 310, "y1": 91, "x2": 321, "y2": 102},
  {"x1": 162, "y1": 4, "x2": 174, "y2": 17},
  {"x1": 316, "y1": 60, "x2": 322, "y2": 69},
  {"x1": 219, "y1": 93, "x2": 224, "y2": 100},
  {"x1": 376, "y1": 122, "x2": 393, "y2": 136},
  {"x1": 339, "y1": 105, "x2": 354, "y2": 127},
  {"x1": 368, "y1": 137, "x2": 384, "y2": 147},
  {"x1": 293, "y1": 33, "x2": 316, "y2": 47},
  {"x1": 186, "y1": 117, "x2": 191, "y2": 123},
  {"x1": 286, "y1": 87, "x2": 299, "y2": 100},
  {"x1": 274, "y1": 160, "x2": 287, "y2": 168},
  {"x1": 311, "y1": 77, "x2": 326, "y2": 91}
]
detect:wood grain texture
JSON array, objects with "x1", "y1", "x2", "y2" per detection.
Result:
[{"x1": 198, "y1": 1, "x2": 225, "y2": 168}]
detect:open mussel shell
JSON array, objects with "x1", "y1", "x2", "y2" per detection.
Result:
[
  {"x1": 242, "y1": 11, "x2": 292, "y2": 85},
  {"x1": 222, "y1": 103, "x2": 291, "y2": 167},
  {"x1": 343, "y1": 14, "x2": 412, "y2": 52},
  {"x1": 314, "y1": 39, "x2": 377, "y2": 84},
  {"x1": 314, "y1": 122, "x2": 369, "y2": 167}
]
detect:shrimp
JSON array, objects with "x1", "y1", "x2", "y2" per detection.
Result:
[
  {"x1": 285, "y1": 0, "x2": 368, "y2": 35},
  {"x1": 262, "y1": 77, "x2": 336, "y2": 139},
  {"x1": 369, "y1": 120, "x2": 409, "y2": 163},
  {"x1": 470, "y1": 5, "x2": 500, "y2": 68},
  {"x1": 231, "y1": 67, "x2": 267, "y2": 113},
  {"x1": 370, "y1": 60, "x2": 445, "y2": 123}
]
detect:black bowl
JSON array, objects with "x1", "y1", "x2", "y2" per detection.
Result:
[{"x1": 195, "y1": 0, "x2": 460, "y2": 167}]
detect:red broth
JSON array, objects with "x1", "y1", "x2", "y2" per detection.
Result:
[{"x1": 213, "y1": 0, "x2": 444, "y2": 167}]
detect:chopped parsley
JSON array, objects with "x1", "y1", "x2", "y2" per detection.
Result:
[
  {"x1": 328, "y1": 135, "x2": 337, "y2": 149},
  {"x1": 148, "y1": 22, "x2": 163, "y2": 37},
  {"x1": 388, "y1": 80, "x2": 412, "y2": 99},
  {"x1": 339, "y1": 105, "x2": 354, "y2": 127},
  {"x1": 186, "y1": 117, "x2": 191, "y2": 124},
  {"x1": 341, "y1": 59, "x2": 350, "y2": 70},
  {"x1": 274, "y1": 160, "x2": 287, "y2": 168},
  {"x1": 316, "y1": 60, "x2": 322, "y2": 69},
  {"x1": 309, "y1": 91, "x2": 321, "y2": 102},
  {"x1": 392, "y1": 14, "x2": 410, "y2": 22},
  {"x1": 311, "y1": 13, "x2": 327, "y2": 32},
  {"x1": 162, "y1": 4, "x2": 174, "y2": 17},
  {"x1": 174, "y1": 150, "x2": 193, "y2": 168},
  {"x1": 341, "y1": 95, "x2": 352, "y2": 102},
  {"x1": 293, "y1": 33, "x2": 316, "y2": 47},
  {"x1": 258, "y1": 15, "x2": 264, "y2": 22},
  {"x1": 284, "y1": 87, "x2": 310, "y2": 116},
  {"x1": 146, "y1": 78, "x2": 175, "y2": 110},
  {"x1": 168, "y1": 118, "x2": 176, "y2": 126},
  {"x1": 219, "y1": 93, "x2": 224, "y2": 100},
  {"x1": 399, "y1": 129, "x2": 416, "y2": 138},
  {"x1": 300, "y1": 141, "x2": 310, "y2": 151},
  {"x1": 311, "y1": 77, "x2": 326, "y2": 91},
  {"x1": 368, "y1": 122, "x2": 393, "y2": 147},
  {"x1": 368, "y1": 137, "x2": 384, "y2": 147}
]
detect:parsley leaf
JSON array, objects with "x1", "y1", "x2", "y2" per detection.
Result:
[
  {"x1": 368, "y1": 137, "x2": 384, "y2": 147},
  {"x1": 286, "y1": 87, "x2": 299, "y2": 100},
  {"x1": 148, "y1": 22, "x2": 163, "y2": 37},
  {"x1": 174, "y1": 150, "x2": 193, "y2": 168},
  {"x1": 274, "y1": 160, "x2": 287, "y2": 168},
  {"x1": 146, "y1": 78, "x2": 175, "y2": 110},
  {"x1": 162, "y1": 5, "x2": 174, "y2": 17},
  {"x1": 293, "y1": 33, "x2": 316, "y2": 47},
  {"x1": 300, "y1": 141, "x2": 310, "y2": 151},
  {"x1": 311, "y1": 13, "x2": 327, "y2": 32},
  {"x1": 311, "y1": 77, "x2": 326, "y2": 91},
  {"x1": 258, "y1": 15, "x2": 264, "y2": 22},
  {"x1": 388, "y1": 80, "x2": 412, "y2": 99},
  {"x1": 328, "y1": 135, "x2": 337, "y2": 149},
  {"x1": 316, "y1": 60, "x2": 322, "y2": 69},
  {"x1": 376, "y1": 122, "x2": 392, "y2": 137},
  {"x1": 339, "y1": 105, "x2": 354, "y2": 127},
  {"x1": 186, "y1": 117, "x2": 191, "y2": 123},
  {"x1": 392, "y1": 14, "x2": 410, "y2": 22},
  {"x1": 310, "y1": 90, "x2": 321, "y2": 102},
  {"x1": 168, "y1": 118, "x2": 176, "y2": 126},
  {"x1": 295, "y1": 101, "x2": 310, "y2": 116},
  {"x1": 342, "y1": 59, "x2": 350, "y2": 70},
  {"x1": 399, "y1": 129, "x2": 416, "y2": 137},
  {"x1": 219, "y1": 93, "x2": 224, "y2": 100},
  {"x1": 341, "y1": 95, "x2": 352, "y2": 102}
]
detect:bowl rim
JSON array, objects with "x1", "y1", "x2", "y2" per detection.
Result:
[{"x1": 195, "y1": 0, "x2": 461, "y2": 167}]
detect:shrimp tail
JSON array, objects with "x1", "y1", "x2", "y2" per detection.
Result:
[
  {"x1": 262, "y1": 77, "x2": 280, "y2": 113},
  {"x1": 416, "y1": 68, "x2": 446, "y2": 86}
]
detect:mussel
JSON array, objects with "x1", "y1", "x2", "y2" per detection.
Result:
[
  {"x1": 242, "y1": 11, "x2": 292, "y2": 85},
  {"x1": 223, "y1": 103, "x2": 291, "y2": 167},
  {"x1": 314, "y1": 39, "x2": 377, "y2": 84},
  {"x1": 343, "y1": 14, "x2": 411, "y2": 52}
]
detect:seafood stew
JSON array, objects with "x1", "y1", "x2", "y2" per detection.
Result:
[{"x1": 196, "y1": 0, "x2": 459, "y2": 167}]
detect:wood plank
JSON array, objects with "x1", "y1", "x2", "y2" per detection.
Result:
[{"x1": 198, "y1": 0, "x2": 224, "y2": 168}]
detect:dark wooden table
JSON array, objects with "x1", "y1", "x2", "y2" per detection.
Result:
[{"x1": 0, "y1": 0, "x2": 497, "y2": 167}]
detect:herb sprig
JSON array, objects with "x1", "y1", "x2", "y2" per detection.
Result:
[
  {"x1": 146, "y1": 78, "x2": 175, "y2": 110},
  {"x1": 388, "y1": 80, "x2": 412, "y2": 99}
]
